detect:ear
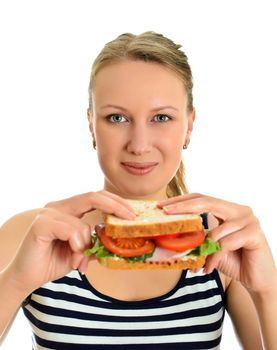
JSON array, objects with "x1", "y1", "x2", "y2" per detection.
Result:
[
  {"x1": 184, "y1": 108, "x2": 196, "y2": 147},
  {"x1": 87, "y1": 108, "x2": 95, "y2": 137},
  {"x1": 188, "y1": 108, "x2": 196, "y2": 133}
]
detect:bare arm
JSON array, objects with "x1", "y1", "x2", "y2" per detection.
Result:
[
  {"x1": 0, "y1": 210, "x2": 40, "y2": 271},
  {"x1": 0, "y1": 210, "x2": 40, "y2": 341},
  {"x1": 0, "y1": 265, "x2": 30, "y2": 342},
  {"x1": 226, "y1": 279, "x2": 263, "y2": 349},
  {"x1": 249, "y1": 274, "x2": 277, "y2": 350}
]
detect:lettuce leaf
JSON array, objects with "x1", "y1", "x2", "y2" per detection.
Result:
[
  {"x1": 127, "y1": 250, "x2": 155, "y2": 263},
  {"x1": 84, "y1": 235, "x2": 100, "y2": 257},
  {"x1": 189, "y1": 238, "x2": 221, "y2": 256},
  {"x1": 84, "y1": 235, "x2": 115, "y2": 258}
]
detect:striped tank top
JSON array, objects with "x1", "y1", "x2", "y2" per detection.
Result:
[{"x1": 22, "y1": 268, "x2": 225, "y2": 349}]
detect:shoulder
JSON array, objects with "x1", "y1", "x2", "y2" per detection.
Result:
[{"x1": 0, "y1": 209, "x2": 41, "y2": 270}]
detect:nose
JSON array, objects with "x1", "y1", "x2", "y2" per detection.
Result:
[{"x1": 126, "y1": 124, "x2": 152, "y2": 155}]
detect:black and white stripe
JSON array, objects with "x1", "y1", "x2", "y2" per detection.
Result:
[{"x1": 22, "y1": 268, "x2": 225, "y2": 350}]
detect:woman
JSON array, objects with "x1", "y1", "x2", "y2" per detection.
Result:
[{"x1": 0, "y1": 32, "x2": 276, "y2": 349}]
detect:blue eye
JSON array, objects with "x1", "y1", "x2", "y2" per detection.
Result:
[
  {"x1": 107, "y1": 114, "x2": 128, "y2": 123},
  {"x1": 153, "y1": 114, "x2": 171, "y2": 122}
]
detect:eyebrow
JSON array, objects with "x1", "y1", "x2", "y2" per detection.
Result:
[{"x1": 99, "y1": 104, "x2": 179, "y2": 112}]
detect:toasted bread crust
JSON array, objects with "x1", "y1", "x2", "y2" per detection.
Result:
[
  {"x1": 105, "y1": 218, "x2": 203, "y2": 238},
  {"x1": 104, "y1": 200, "x2": 203, "y2": 238},
  {"x1": 98, "y1": 256, "x2": 206, "y2": 270}
]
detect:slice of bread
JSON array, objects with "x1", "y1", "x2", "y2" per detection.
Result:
[
  {"x1": 98, "y1": 255, "x2": 206, "y2": 270},
  {"x1": 105, "y1": 199, "x2": 203, "y2": 238}
]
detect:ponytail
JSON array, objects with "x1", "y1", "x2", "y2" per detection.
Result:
[{"x1": 166, "y1": 160, "x2": 188, "y2": 198}]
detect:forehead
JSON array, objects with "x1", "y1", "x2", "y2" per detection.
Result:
[{"x1": 92, "y1": 60, "x2": 187, "y2": 110}]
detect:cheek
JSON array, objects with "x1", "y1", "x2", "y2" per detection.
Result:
[
  {"x1": 159, "y1": 127, "x2": 186, "y2": 169},
  {"x1": 97, "y1": 137, "x2": 120, "y2": 160},
  {"x1": 160, "y1": 125, "x2": 186, "y2": 150},
  {"x1": 95, "y1": 124, "x2": 122, "y2": 154}
]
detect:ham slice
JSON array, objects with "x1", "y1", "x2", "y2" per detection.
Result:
[{"x1": 146, "y1": 247, "x2": 192, "y2": 262}]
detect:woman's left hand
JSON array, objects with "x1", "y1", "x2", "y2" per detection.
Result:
[{"x1": 157, "y1": 193, "x2": 276, "y2": 294}]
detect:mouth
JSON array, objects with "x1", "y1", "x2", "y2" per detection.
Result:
[{"x1": 121, "y1": 162, "x2": 158, "y2": 176}]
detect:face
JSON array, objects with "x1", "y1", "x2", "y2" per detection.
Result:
[{"x1": 89, "y1": 60, "x2": 195, "y2": 200}]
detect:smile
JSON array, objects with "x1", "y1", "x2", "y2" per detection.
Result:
[{"x1": 121, "y1": 162, "x2": 158, "y2": 176}]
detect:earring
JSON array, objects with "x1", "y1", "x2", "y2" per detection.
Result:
[
  {"x1": 183, "y1": 143, "x2": 188, "y2": 149},
  {"x1": 93, "y1": 139, "x2": 96, "y2": 150}
]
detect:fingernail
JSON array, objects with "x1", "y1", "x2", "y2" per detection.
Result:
[
  {"x1": 156, "y1": 202, "x2": 165, "y2": 208},
  {"x1": 126, "y1": 204, "x2": 136, "y2": 212},
  {"x1": 127, "y1": 212, "x2": 136, "y2": 219},
  {"x1": 163, "y1": 205, "x2": 174, "y2": 213}
]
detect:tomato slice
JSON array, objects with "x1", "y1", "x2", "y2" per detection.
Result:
[
  {"x1": 98, "y1": 230, "x2": 155, "y2": 257},
  {"x1": 153, "y1": 230, "x2": 205, "y2": 252}
]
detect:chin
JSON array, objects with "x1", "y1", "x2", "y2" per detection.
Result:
[
  {"x1": 117, "y1": 182, "x2": 167, "y2": 199},
  {"x1": 103, "y1": 167, "x2": 172, "y2": 199}
]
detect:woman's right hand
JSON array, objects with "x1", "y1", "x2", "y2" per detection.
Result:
[{"x1": 7, "y1": 191, "x2": 136, "y2": 295}]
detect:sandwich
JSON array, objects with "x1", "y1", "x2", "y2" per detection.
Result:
[{"x1": 85, "y1": 200, "x2": 221, "y2": 269}]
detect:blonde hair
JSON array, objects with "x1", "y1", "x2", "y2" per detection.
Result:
[{"x1": 88, "y1": 31, "x2": 194, "y2": 197}]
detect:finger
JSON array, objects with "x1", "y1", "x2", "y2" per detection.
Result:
[
  {"x1": 203, "y1": 250, "x2": 226, "y2": 274},
  {"x1": 33, "y1": 214, "x2": 91, "y2": 253},
  {"x1": 100, "y1": 190, "x2": 136, "y2": 213},
  {"x1": 46, "y1": 192, "x2": 136, "y2": 220},
  {"x1": 38, "y1": 209, "x2": 92, "y2": 249},
  {"x1": 71, "y1": 252, "x2": 85, "y2": 270},
  {"x1": 78, "y1": 256, "x2": 92, "y2": 274},
  {"x1": 47, "y1": 209, "x2": 92, "y2": 245},
  {"x1": 219, "y1": 223, "x2": 260, "y2": 251},
  {"x1": 51, "y1": 220, "x2": 91, "y2": 253},
  {"x1": 45, "y1": 193, "x2": 96, "y2": 217},
  {"x1": 208, "y1": 216, "x2": 252, "y2": 241},
  {"x1": 160, "y1": 196, "x2": 242, "y2": 223},
  {"x1": 90, "y1": 192, "x2": 136, "y2": 219},
  {"x1": 211, "y1": 215, "x2": 225, "y2": 225},
  {"x1": 207, "y1": 213, "x2": 223, "y2": 229},
  {"x1": 190, "y1": 268, "x2": 202, "y2": 274},
  {"x1": 162, "y1": 197, "x2": 223, "y2": 216},
  {"x1": 157, "y1": 193, "x2": 203, "y2": 207}
]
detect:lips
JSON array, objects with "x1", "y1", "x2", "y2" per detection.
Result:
[{"x1": 121, "y1": 162, "x2": 158, "y2": 176}]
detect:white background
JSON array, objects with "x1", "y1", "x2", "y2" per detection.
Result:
[{"x1": 0, "y1": 0, "x2": 276, "y2": 349}]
